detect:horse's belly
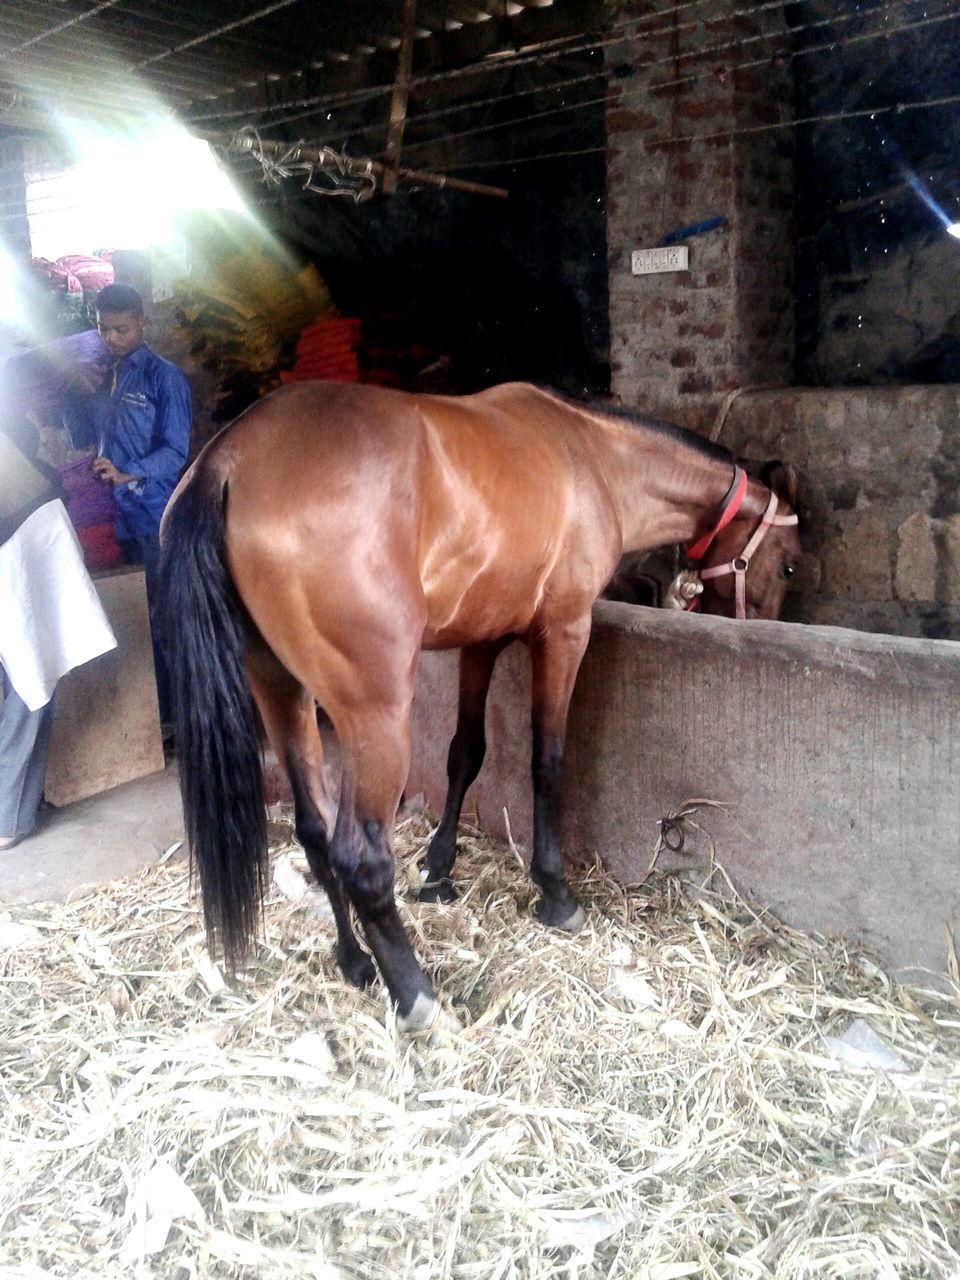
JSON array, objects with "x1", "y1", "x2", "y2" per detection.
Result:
[{"x1": 420, "y1": 561, "x2": 543, "y2": 649}]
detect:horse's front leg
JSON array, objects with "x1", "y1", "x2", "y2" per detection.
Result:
[
  {"x1": 527, "y1": 615, "x2": 591, "y2": 933},
  {"x1": 419, "y1": 638, "x2": 511, "y2": 903}
]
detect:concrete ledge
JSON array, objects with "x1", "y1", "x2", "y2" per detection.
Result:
[
  {"x1": 45, "y1": 566, "x2": 164, "y2": 806},
  {"x1": 408, "y1": 602, "x2": 960, "y2": 983}
]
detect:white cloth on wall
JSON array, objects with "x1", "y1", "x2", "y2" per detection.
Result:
[{"x1": 0, "y1": 499, "x2": 117, "y2": 711}]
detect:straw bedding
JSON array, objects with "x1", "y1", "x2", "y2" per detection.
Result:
[{"x1": 1, "y1": 812, "x2": 958, "y2": 1280}]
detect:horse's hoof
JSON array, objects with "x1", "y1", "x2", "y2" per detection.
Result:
[
  {"x1": 534, "y1": 896, "x2": 587, "y2": 934},
  {"x1": 340, "y1": 947, "x2": 377, "y2": 990},
  {"x1": 417, "y1": 873, "x2": 458, "y2": 904},
  {"x1": 397, "y1": 993, "x2": 461, "y2": 1034}
]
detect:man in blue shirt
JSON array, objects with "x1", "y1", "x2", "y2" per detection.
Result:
[{"x1": 63, "y1": 283, "x2": 191, "y2": 721}]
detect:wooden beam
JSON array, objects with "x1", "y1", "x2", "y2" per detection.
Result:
[{"x1": 382, "y1": 0, "x2": 417, "y2": 195}]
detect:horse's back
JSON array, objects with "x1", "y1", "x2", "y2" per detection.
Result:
[
  {"x1": 185, "y1": 381, "x2": 621, "y2": 659},
  {"x1": 195, "y1": 379, "x2": 592, "y2": 488},
  {"x1": 411, "y1": 385, "x2": 620, "y2": 643}
]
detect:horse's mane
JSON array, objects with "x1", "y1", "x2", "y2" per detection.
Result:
[{"x1": 536, "y1": 386, "x2": 734, "y2": 466}]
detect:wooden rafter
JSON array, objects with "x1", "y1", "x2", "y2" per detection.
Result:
[{"x1": 381, "y1": 0, "x2": 417, "y2": 195}]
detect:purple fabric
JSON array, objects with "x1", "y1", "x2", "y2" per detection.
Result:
[
  {"x1": 59, "y1": 457, "x2": 97, "y2": 494},
  {"x1": 58, "y1": 458, "x2": 117, "y2": 529},
  {"x1": 1, "y1": 330, "x2": 112, "y2": 418}
]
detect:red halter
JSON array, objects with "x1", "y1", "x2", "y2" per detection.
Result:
[
  {"x1": 686, "y1": 465, "x2": 748, "y2": 562},
  {"x1": 685, "y1": 466, "x2": 798, "y2": 619}
]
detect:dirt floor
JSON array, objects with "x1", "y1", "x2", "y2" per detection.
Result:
[{"x1": 1, "y1": 762, "x2": 185, "y2": 905}]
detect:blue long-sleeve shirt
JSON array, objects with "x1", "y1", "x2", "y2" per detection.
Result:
[{"x1": 63, "y1": 343, "x2": 191, "y2": 540}]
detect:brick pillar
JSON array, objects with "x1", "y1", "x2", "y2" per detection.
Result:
[{"x1": 604, "y1": 2, "x2": 794, "y2": 429}]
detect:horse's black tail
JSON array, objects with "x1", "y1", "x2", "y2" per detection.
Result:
[{"x1": 157, "y1": 465, "x2": 266, "y2": 972}]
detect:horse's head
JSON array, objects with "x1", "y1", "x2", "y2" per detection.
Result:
[{"x1": 699, "y1": 462, "x2": 801, "y2": 620}]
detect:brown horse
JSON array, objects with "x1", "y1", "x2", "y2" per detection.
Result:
[{"x1": 158, "y1": 381, "x2": 800, "y2": 1031}]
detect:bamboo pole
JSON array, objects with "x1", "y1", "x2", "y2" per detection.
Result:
[
  {"x1": 382, "y1": 0, "x2": 417, "y2": 195},
  {"x1": 226, "y1": 133, "x2": 509, "y2": 200}
]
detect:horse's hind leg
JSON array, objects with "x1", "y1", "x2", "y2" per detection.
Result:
[
  {"x1": 527, "y1": 616, "x2": 592, "y2": 933},
  {"x1": 330, "y1": 696, "x2": 441, "y2": 1030},
  {"x1": 419, "y1": 639, "x2": 510, "y2": 904},
  {"x1": 246, "y1": 646, "x2": 375, "y2": 990}
]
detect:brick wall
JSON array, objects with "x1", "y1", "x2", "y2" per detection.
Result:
[
  {"x1": 602, "y1": 6, "x2": 960, "y2": 642},
  {"x1": 604, "y1": 1, "x2": 794, "y2": 427}
]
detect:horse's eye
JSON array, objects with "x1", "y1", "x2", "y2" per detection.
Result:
[{"x1": 781, "y1": 563, "x2": 796, "y2": 581}]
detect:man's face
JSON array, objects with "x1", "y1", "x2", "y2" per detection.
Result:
[{"x1": 97, "y1": 309, "x2": 145, "y2": 359}]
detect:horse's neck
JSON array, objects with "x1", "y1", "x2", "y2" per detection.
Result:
[{"x1": 599, "y1": 423, "x2": 742, "y2": 554}]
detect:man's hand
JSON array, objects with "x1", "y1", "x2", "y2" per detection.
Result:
[{"x1": 92, "y1": 456, "x2": 139, "y2": 486}]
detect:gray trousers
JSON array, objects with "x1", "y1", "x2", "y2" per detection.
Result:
[{"x1": 0, "y1": 664, "x2": 53, "y2": 840}]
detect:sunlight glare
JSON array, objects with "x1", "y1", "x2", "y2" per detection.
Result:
[
  {"x1": 0, "y1": 242, "x2": 24, "y2": 326},
  {"x1": 33, "y1": 116, "x2": 248, "y2": 257}
]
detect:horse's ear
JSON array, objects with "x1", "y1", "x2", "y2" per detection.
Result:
[{"x1": 759, "y1": 459, "x2": 799, "y2": 509}]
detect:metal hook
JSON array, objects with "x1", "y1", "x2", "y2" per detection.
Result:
[{"x1": 659, "y1": 817, "x2": 685, "y2": 853}]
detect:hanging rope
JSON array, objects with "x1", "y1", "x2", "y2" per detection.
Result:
[
  {"x1": 232, "y1": 127, "x2": 377, "y2": 203},
  {"x1": 302, "y1": 152, "x2": 377, "y2": 203},
  {"x1": 226, "y1": 127, "x2": 507, "y2": 201}
]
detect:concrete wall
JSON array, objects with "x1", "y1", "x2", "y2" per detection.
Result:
[
  {"x1": 721, "y1": 385, "x2": 960, "y2": 640},
  {"x1": 408, "y1": 602, "x2": 960, "y2": 984}
]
